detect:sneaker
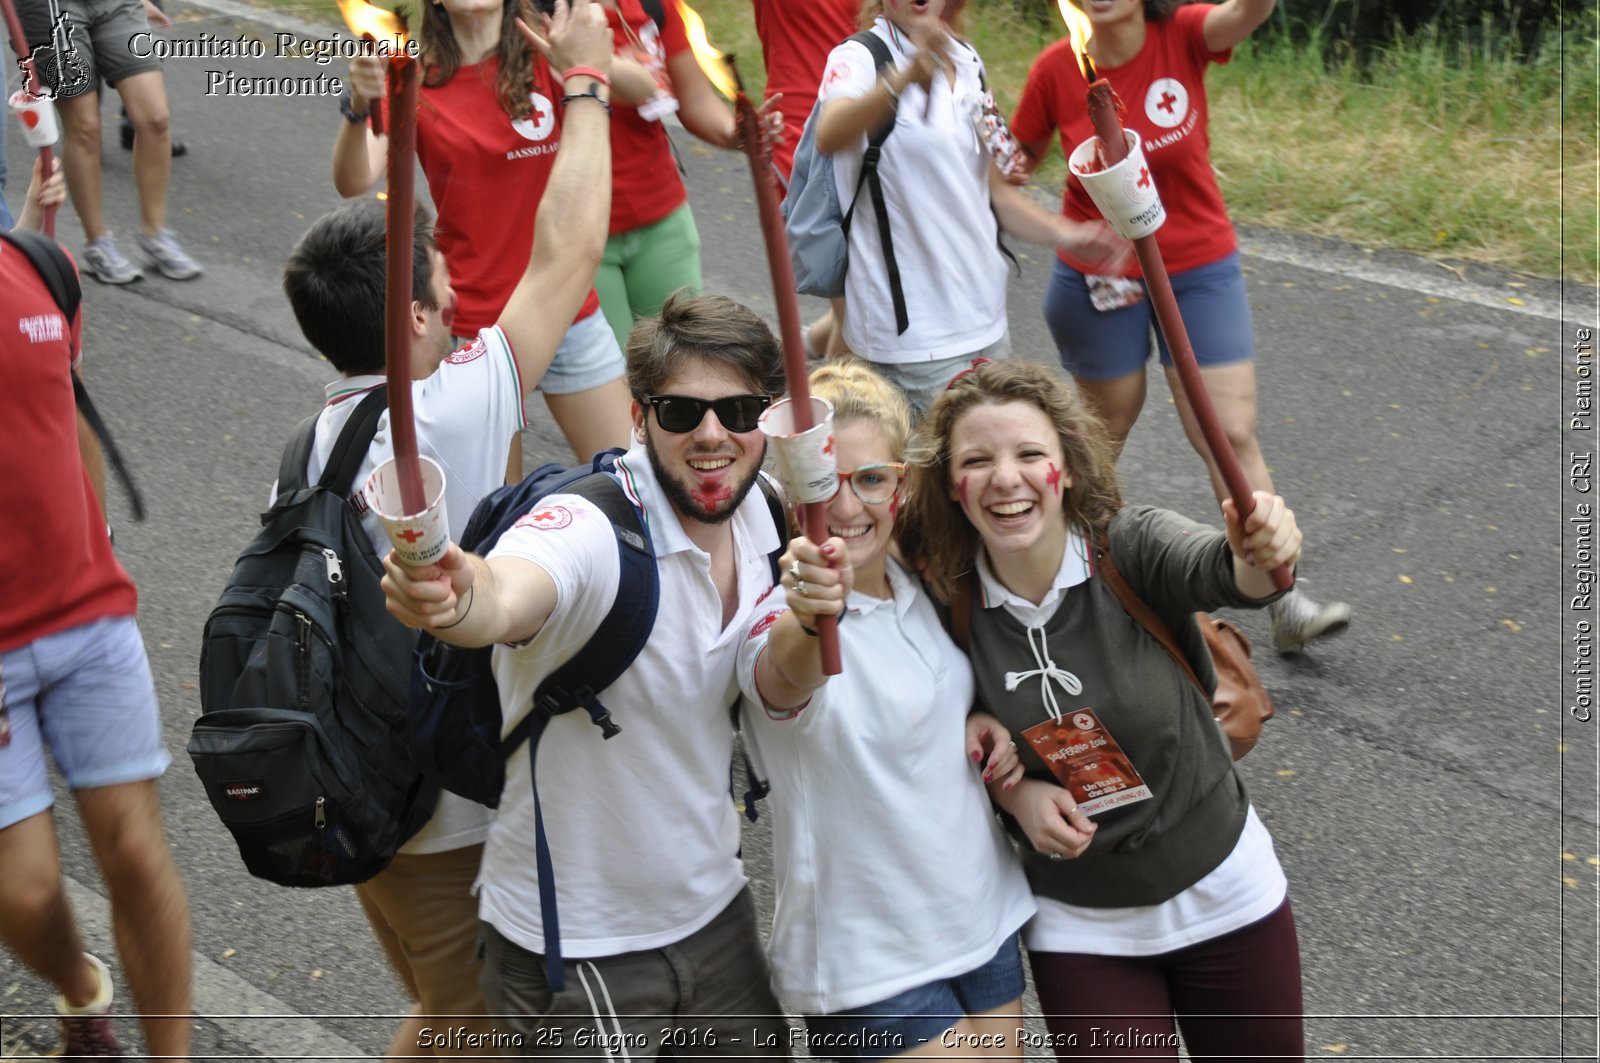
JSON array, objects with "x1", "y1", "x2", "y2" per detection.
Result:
[
  {"x1": 1269, "y1": 587, "x2": 1352, "y2": 653},
  {"x1": 81, "y1": 235, "x2": 143, "y2": 285},
  {"x1": 56, "y1": 952, "x2": 123, "y2": 1060},
  {"x1": 137, "y1": 228, "x2": 202, "y2": 280}
]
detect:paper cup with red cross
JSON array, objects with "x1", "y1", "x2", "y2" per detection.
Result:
[
  {"x1": 363, "y1": 455, "x2": 450, "y2": 567},
  {"x1": 8, "y1": 90, "x2": 60, "y2": 148},
  {"x1": 759, "y1": 396, "x2": 838, "y2": 505},
  {"x1": 1069, "y1": 129, "x2": 1166, "y2": 240}
]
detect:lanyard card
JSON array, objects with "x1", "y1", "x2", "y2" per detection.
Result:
[{"x1": 1022, "y1": 707, "x2": 1151, "y2": 816}]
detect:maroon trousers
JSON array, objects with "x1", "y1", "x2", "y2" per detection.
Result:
[{"x1": 1029, "y1": 899, "x2": 1304, "y2": 1061}]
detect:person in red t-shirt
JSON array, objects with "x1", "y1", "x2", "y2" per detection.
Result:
[
  {"x1": 1011, "y1": 0, "x2": 1349, "y2": 653},
  {"x1": 334, "y1": 0, "x2": 636, "y2": 470},
  {"x1": 0, "y1": 161, "x2": 193, "y2": 1063},
  {"x1": 593, "y1": 0, "x2": 781, "y2": 347}
]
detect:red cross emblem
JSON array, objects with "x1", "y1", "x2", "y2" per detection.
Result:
[
  {"x1": 515, "y1": 505, "x2": 573, "y2": 531},
  {"x1": 397, "y1": 528, "x2": 426, "y2": 544},
  {"x1": 822, "y1": 436, "x2": 834, "y2": 457},
  {"x1": 1157, "y1": 90, "x2": 1178, "y2": 114}
]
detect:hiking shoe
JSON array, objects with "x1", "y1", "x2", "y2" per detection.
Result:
[
  {"x1": 56, "y1": 952, "x2": 122, "y2": 1060},
  {"x1": 1269, "y1": 587, "x2": 1352, "y2": 653},
  {"x1": 137, "y1": 228, "x2": 202, "y2": 280},
  {"x1": 81, "y1": 235, "x2": 143, "y2": 285}
]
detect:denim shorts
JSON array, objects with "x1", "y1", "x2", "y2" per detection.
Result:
[
  {"x1": 873, "y1": 332, "x2": 1013, "y2": 420},
  {"x1": 16, "y1": 0, "x2": 162, "y2": 91},
  {"x1": 0, "y1": 615, "x2": 170, "y2": 829},
  {"x1": 454, "y1": 310, "x2": 623, "y2": 404},
  {"x1": 1043, "y1": 251, "x2": 1255, "y2": 380},
  {"x1": 801, "y1": 935, "x2": 1026, "y2": 1061}
]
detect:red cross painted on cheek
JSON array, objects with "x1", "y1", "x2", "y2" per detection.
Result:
[
  {"x1": 1047, "y1": 464, "x2": 1062, "y2": 495},
  {"x1": 889, "y1": 495, "x2": 900, "y2": 521},
  {"x1": 958, "y1": 475, "x2": 970, "y2": 507}
]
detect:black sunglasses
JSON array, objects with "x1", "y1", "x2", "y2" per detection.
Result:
[{"x1": 646, "y1": 394, "x2": 772, "y2": 434}]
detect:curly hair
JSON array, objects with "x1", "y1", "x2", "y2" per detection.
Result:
[
  {"x1": 410, "y1": 0, "x2": 538, "y2": 118},
  {"x1": 809, "y1": 357, "x2": 913, "y2": 461},
  {"x1": 895, "y1": 360, "x2": 1123, "y2": 603}
]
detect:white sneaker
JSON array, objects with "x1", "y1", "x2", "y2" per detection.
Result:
[
  {"x1": 1269, "y1": 587, "x2": 1352, "y2": 653},
  {"x1": 137, "y1": 228, "x2": 202, "y2": 280},
  {"x1": 81, "y1": 235, "x2": 143, "y2": 285}
]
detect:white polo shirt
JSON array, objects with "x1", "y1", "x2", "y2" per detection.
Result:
[
  {"x1": 821, "y1": 18, "x2": 1010, "y2": 363},
  {"x1": 479, "y1": 446, "x2": 783, "y2": 957},
  {"x1": 307, "y1": 326, "x2": 527, "y2": 855},
  {"x1": 737, "y1": 559, "x2": 1035, "y2": 1014}
]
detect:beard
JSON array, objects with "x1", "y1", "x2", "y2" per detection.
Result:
[{"x1": 644, "y1": 430, "x2": 765, "y2": 527}]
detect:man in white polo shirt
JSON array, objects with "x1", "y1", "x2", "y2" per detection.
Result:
[{"x1": 382, "y1": 291, "x2": 791, "y2": 1057}]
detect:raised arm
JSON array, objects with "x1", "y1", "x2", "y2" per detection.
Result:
[
  {"x1": 753, "y1": 535, "x2": 852, "y2": 709},
  {"x1": 1202, "y1": 0, "x2": 1276, "y2": 54},
  {"x1": 331, "y1": 53, "x2": 389, "y2": 196},
  {"x1": 495, "y1": 0, "x2": 613, "y2": 386},
  {"x1": 814, "y1": 26, "x2": 950, "y2": 155}
]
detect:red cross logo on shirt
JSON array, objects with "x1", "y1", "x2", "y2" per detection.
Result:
[
  {"x1": 1156, "y1": 90, "x2": 1178, "y2": 114},
  {"x1": 515, "y1": 505, "x2": 574, "y2": 531},
  {"x1": 530, "y1": 96, "x2": 550, "y2": 129}
]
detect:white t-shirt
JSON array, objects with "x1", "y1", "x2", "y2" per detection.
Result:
[
  {"x1": 306, "y1": 326, "x2": 527, "y2": 855},
  {"x1": 737, "y1": 559, "x2": 1035, "y2": 1014},
  {"x1": 976, "y1": 536, "x2": 1290, "y2": 955},
  {"x1": 820, "y1": 18, "x2": 1009, "y2": 363},
  {"x1": 479, "y1": 447, "x2": 783, "y2": 957}
]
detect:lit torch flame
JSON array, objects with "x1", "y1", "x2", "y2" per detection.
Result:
[
  {"x1": 337, "y1": 0, "x2": 409, "y2": 51},
  {"x1": 1056, "y1": 0, "x2": 1096, "y2": 82},
  {"x1": 675, "y1": 0, "x2": 738, "y2": 101}
]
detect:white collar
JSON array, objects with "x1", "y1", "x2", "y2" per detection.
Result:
[
  {"x1": 974, "y1": 530, "x2": 1092, "y2": 621},
  {"x1": 847, "y1": 555, "x2": 918, "y2": 621}
]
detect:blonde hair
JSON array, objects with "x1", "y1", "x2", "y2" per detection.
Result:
[
  {"x1": 859, "y1": 0, "x2": 968, "y2": 36},
  {"x1": 810, "y1": 356, "x2": 913, "y2": 460},
  {"x1": 896, "y1": 360, "x2": 1123, "y2": 602}
]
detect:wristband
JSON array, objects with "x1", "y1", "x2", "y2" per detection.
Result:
[
  {"x1": 562, "y1": 85, "x2": 612, "y2": 117},
  {"x1": 561, "y1": 66, "x2": 610, "y2": 88},
  {"x1": 436, "y1": 585, "x2": 474, "y2": 630},
  {"x1": 338, "y1": 84, "x2": 369, "y2": 124}
]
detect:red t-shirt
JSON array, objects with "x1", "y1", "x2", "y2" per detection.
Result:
[
  {"x1": 380, "y1": 57, "x2": 603, "y2": 337},
  {"x1": 1010, "y1": 4, "x2": 1235, "y2": 277},
  {"x1": 751, "y1": 0, "x2": 859, "y2": 179},
  {"x1": 0, "y1": 246, "x2": 137, "y2": 653},
  {"x1": 606, "y1": 0, "x2": 691, "y2": 234}
]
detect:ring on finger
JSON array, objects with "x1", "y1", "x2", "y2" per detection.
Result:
[
  {"x1": 797, "y1": 579, "x2": 809, "y2": 596},
  {"x1": 789, "y1": 559, "x2": 801, "y2": 581}
]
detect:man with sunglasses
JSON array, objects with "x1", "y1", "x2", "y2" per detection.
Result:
[{"x1": 383, "y1": 290, "x2": 792, "y2": 1056}]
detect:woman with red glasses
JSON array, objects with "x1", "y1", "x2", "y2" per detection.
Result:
[{"x1": 736, "y1": 358, "x2": 1034, "y2": 1060}]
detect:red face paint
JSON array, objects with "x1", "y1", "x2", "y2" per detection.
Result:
[
  {"x1": 440, "y1": 291, "x2": 458, "y2": 332},
  {"x1": 958, "y1": 475, "x2": 970, "y2": 507},
  {"x1": 1047, "y1": 464, "x2": 1063, "y2": 496},
  {"x1": 889, "y1": 494, "x2": 900, "y2": 521}
]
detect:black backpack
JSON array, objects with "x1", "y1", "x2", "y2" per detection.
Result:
[
  {"x1": 408, "y1": 450, "x2": 782, "y2": 989},
  {"x1": 189, "y1": 389, "x2": 438, "y2": 887}
]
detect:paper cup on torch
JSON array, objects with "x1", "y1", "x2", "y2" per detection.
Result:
[
  {"x1": 1069, "y1": 129, "x2": 1165, "y2": 240},
  {"x1": 760, "y1": 397, "x2": 838, "y2": 505},
  {"x1": 8, "y1": 91, "x2": 59, "y2": 147},
  {"x1": 363, "y1": 455, "x2": 449, "y2": 566}
]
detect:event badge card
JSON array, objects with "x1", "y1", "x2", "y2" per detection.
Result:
[{"x1": 1022, "y1": 708, "x2": 1152, "y2": 816}]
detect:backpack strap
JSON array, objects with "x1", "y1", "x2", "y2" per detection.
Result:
[
  {"x1": 276, "y1": 387, "x2": 388, "y2": 503},
  {"x1": 2, "y1": 230, "x2": 150, "y2": 520},
  {"x1": 839, "y1": 30, "x2": 909, "y2": 335},
  {"x1": 639, "y1": 0, "x2": 664, "y2": 29},
  {"x1": 1094, "y1": 536, "x2": 1208, "y2": 696}
]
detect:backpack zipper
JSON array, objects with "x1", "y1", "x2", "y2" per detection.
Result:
[
  {"x1": 321, "y1": 548, "x2": 344, "y2": 590},
  {"x1": 315, "y1": 795, "x2": 326, "y2": 830},
  {"x1": 296, "y1": 612, "x2": 312, "y2": 707}
]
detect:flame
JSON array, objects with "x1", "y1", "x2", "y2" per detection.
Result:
[
  {"x1": 675, "y1": 0, "x2": 738, "y2": 101},
  {"x1": 1056, "y1": 0, "x2": 1096, "y2": 82},
  {"x1": 338, "y1": 0, "x2": 409, "y2": 49}
]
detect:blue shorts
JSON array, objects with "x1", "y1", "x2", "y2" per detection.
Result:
[
  {"x1": 873, "y1": 332, "x2": 1012, "y2": 420},
  {"x1": 1043, "y1": 251, "x2": 1255, "y2": 380},
  {"x1": 453, "y1": 310, "x2": 624, "y2": 403},
  {"x1": 0, "y1": 615, "x2": 170, "y2": 830},
  {"x1": 802, "y1": 935, "x2": 1026, "y2": 1061}
]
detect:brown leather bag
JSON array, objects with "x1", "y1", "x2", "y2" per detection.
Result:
[{"x1": 1095, "y1": 541, "x2": 1275, "y2": 760}]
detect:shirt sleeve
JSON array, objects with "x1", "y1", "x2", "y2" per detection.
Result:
[
  {"x1": 412, "y1": 328, "x2": 528, "y2": 527},
  {"x1": 1178, "y1": 3, "x2": 1231, "y2": 65},
  {"x1": 817, "y1": 39, "x2": 880, "y2": 104},
  {"x1": 658, "y1": 0, "x2": 690, "y2": 58},
  {"x1": 1010, "y1": 43, "x2": 1065, "y2": 147},
  {"x1": 488, "y1": 493, "x2": 621, "y2": 662},
  {"x1": 1108, "y1": 505, "x2": 1266, "y2": 616}
]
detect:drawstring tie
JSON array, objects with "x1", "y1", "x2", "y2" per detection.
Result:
[{"x1": 1005, "y1": 623, "x2": 1081, "y2": 724}]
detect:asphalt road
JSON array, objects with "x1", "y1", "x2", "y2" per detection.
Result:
[{"x1": 2, "y1": 2, "x2": 1597, "y2": 1060}]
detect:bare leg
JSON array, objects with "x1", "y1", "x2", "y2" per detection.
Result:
[
  {"x1": 114, "y1": 71, "x2": 172, "y2": 234},
  {"x1": 542, "y1": 376, "x2": 635, "y2": 462},
  {"x1": 1162, "y1": 361, "x2": 1270, "y2": 508},
  {"x1": 0, "y1": 810, "x2": 100, "y2": 1005},
  {"x1": 1072, "y1": 369, "x2": 1148, "y2": 458},
  {"x1": 76, "y1": 780, "x2": 192, "y2": 1061},
  {"x1": 54, "y1": 92, "x2": 106, "y2": 240},
  {"x1": 804, "y1": 308, "x2": 835, "y2": 358},
  {"x1": 824, "y1": 297, "x2": 852, "y2": 358}
]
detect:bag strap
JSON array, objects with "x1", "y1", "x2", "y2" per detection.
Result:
[
  {"x1": 2, "y1": 231, "x2": 151, "y2": 520},
  {"x1": 1094, "y1": 536, "x2": 1207, "y2": 696},
  {"x1": 276, "y1": 386, "x2": 389, "y2": 501},
  {"x1": 838, "y1": 31, "x2": 910, "y2": 334},
  {"x1": 639, "y1": 0, "x2": 664, "y2": 29}
]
